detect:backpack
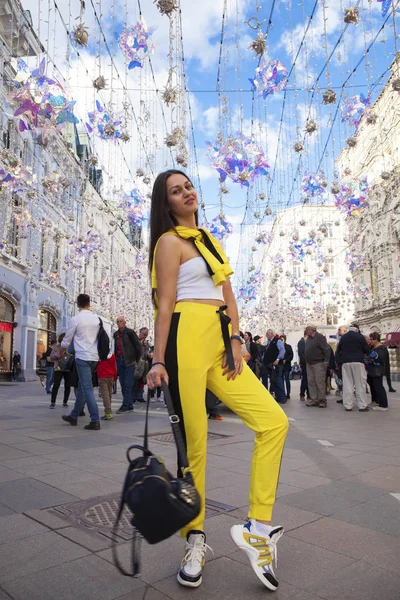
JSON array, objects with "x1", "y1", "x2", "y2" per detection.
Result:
[
  {"x1": 134, "y1": 356, "x2": 149, "y2": 380},
  {"x1": 97, "y1": 318, "x2": 110, "y2": 361}
]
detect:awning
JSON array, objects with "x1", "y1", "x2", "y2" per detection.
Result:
[{"x1": 384, "y1": 325, "x2": 400, "y2": 347}]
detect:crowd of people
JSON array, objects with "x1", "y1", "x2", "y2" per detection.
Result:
[
  {"x1": 242, "y1": 323, "x2": 395, "y2": 412},
  {"x1": 37, "y1": 314, "x2": 396, "y2": 424},
  {"x1": 37, "y1": 293, "x2": 151, "y2": 429}
]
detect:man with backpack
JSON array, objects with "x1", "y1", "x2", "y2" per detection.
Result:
[{"x1": 61, "y1": 293, "x2": 109, "y2": 430}]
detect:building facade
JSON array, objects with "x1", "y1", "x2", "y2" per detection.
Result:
[
  {"x1": 258, "y1": 205, "x2": 354, "y2": 346},
  {"x1": 0, "y1": 0, "x2": 150, "y2": 380},
  {"x1": 336, "y1": 56, "x2": 400, "y2": 337}
]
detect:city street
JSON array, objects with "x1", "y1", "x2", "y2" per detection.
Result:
[{"x1": 0, "y1": 380, "x2": 399, "y2": 600}]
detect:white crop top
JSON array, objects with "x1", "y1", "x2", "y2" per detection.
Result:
[{"x1": 176, "y1": 257, "x2": 224, "y2": 302}]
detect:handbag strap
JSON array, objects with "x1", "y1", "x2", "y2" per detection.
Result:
[
  {"x1": 112, "y1": 462, "x2": 141, "y2": 577},
  {"x1": 161, "y1": 381, "x2": 190, "y2": 471},
  {"x1": 143, "y1": 383, "x2": 190, "y2": 471}
]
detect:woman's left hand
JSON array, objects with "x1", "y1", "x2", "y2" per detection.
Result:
[{"x1": 222, "y1": 339, "x2": 243, "y2": 380}]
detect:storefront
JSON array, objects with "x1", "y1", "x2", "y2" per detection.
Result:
[
  {"x1": 36, "y1": 308, "x2": 57, "y2": 365},
  {"x1": 0, "y1": 295, "x2": 15, "y2": 375}
]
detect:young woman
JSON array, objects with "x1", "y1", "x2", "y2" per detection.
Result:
[{"x1": 146, "y1": 170, "x2": 289, "y2": 592}]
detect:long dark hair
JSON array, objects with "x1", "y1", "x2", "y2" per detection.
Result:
[{"x1": 148, "y1": 169, "x2": 198, "y2": 274}]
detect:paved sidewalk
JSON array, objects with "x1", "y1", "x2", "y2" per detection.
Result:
[{"x1": 0, "y1": 380, "x2": 399, "y2": 600}]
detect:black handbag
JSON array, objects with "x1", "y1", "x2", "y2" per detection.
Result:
[
  {"x1": 112, "y1": 381, "x2": 201, "y2": 576},
  {"x1": 368, "y1": 362, "x2": 383, "y2": 378},
  {"x1": 56, "y1": 354, "x2": 75, "y2": 372}
]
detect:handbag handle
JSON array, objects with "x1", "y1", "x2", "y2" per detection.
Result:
[
  {"x1": 142, "y1": 382, "x2": 190, "y2": 472},
  {"x1": 162, "y1": 381, "x2": 190, "y2": 472}
]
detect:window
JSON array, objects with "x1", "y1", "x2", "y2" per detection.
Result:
[
  {"x1": 326, "y1": 304, "x2": 338, "y2": 326},
  {"x1": 36, "y1": 309, "x2": 57, "y2": 364},
  {"x1": 40, "y1": 234, "x2": 46, "y2": 274},
  {"x1": 326, "y1": 258, "x2": 335, "y2": 278},
  {"x1": 7, "y1": 196, "x2": 21, "y2": 258},
  {"x1": 293, "y1": 264, "x2": 301, "y2": 278},
  {"x1": 370, "y1": 261, "x2": 378, "y2": 299},
  {"x1": 51, "y1": 237, "x2": 61, "y2": 272}
]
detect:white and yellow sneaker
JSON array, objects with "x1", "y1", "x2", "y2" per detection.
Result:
[
  {"x1": 230, "y1": 521, "x2": 283, "y2": 591},
  {"x1": 177, "y1": 530, "x2": 211, "y2": 588}
]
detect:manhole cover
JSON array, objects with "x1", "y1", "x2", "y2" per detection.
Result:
[
  {"x1": 149, "y1": 431, "x2": 231, "y2": 444},
  {"x1": 49, "y1": 494, "x2": 236, "y2": 543}
]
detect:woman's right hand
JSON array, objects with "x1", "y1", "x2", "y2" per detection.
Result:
[{"x1": 147, "y1": 364, "x2": 169, "y2": 389}]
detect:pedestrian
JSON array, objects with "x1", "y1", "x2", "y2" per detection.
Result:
[
  {"x1": 11, "y1": 350, "x2": 21, "y2": 382},
  {"x1": 262, "y1": 329, "x2": 286, "y2": 403},
  {"x1": 206, "y1": 389, "x2": 223, "y2": 421},
  {"x1": 50, "y1": 333, "x2": 71, "y2": 408},
  {"x1": 44, "y1": 339, "x2": 57, "y2": 394},
  {"x1": 291, "y1": 362, "x2": 301, "y2": 380},
  {"x1": 147, "y1": 169, "x2": 288, "y2": 591},
  {"x1": 243, "y1": 332, "x2": 259, "y2": 373},
  {"x1": 98, "y1": 351, "x2": 117, "y2": 420},
  {"x1": 297, "y1": 329, "x2": 309, "y2": 401},
  {"x1": 326, "y1": 345, "x2": 336, "y2": 395},
  {"x1": 114, "y1": 316, "x2": 142, "y2": 414},
  {"x1": 252, "y1": 335, "x2": 264, "y2": 379},
  {"x1": 367, "y1": 332, "x2": 389, "y2": 411},
  {"x1": 280, "y1": 335, "x2": 293, "y2": 400},
  {"x1": 304, "y1": 325, "x2": 330, "y2": 408},
  {"x1": 61, "y1": 293, "x2": 102, "y2": 430},
  {"x1": 37, "y1": 352, "x2": 47, "y2": 386},
  {"x1": 335, "y1": 323, "x2": 370, "y2": 412},
  {"x1": 132, "y1": 327, "x2": 150, "y2": 404},
  {"x1": 380, "y1": 343, "x2": 397, "y2": 393}
]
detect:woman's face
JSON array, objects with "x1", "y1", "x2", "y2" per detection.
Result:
[
  {"x1": 166, "y1": 173, "x2": 198, "y2": 220},
  {"x1": 244, "y1": 333, "x2": 250, "y2": 343}
]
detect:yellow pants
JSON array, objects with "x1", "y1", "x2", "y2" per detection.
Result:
[{"x1": 165, "y1": 302, "x2": 289, "y2": 537}]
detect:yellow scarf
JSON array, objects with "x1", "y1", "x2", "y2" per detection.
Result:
[{"x1": 151, "y1": 226, "x2": 233, "y2": 291}]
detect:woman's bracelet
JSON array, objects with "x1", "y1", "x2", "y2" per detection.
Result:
[
  {"x1": 151, "y1": 361, "x2": 166, "y2": 369},
  {"x1": 231, "y1": 335, "x2": 242, "y2": 343}
]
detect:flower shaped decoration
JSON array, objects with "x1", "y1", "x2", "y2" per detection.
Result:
[
  {"x1": 249, "y1": 58, "x2": 288, "y2": 99},
  {"x1": 42, "y1": 173, "x2": 70, "y2": 196},
  {"x1": 9, "y1": 58, "x2": 79, "y2": 132},
  {"x1": 341, "y1": 94, "x2": 370, "y2": 128},
  {"x1": 118, "y1": 19, "x2": 154, "y2": 69},
  {"x1": 289, "y1": 237, "x2": 318, "y2": 262},
  {"x1": 256, "y1": 232, "x2": 271, "y2": 245},
  {"x1": 334, "y1": 178, "x2": 369, "y2": 217},
  {"x1": 344, "y1": 251, "x2": 365, "y2": 273},
  {"x1": 209, "y1": 214, "x2": 233, "y2": 240},
  {"x1": 300, "y1": 171, "x2": 327, "y2": 200},
  {"x1": 237, "y1": 270, "x2": 265, "y2": 302},
  {"x1": 86, "y1": 101, "x2": 124, "y2": 141},
  {"x1": 207, "y1": 133, "x2": 269, "y2": 186},
  {"x1": 66, "y1": 231, "x2": 102, "y2": 267},
  {"x1": 377, "y1": 0, "x2": 391, "y2": 17},
  {"x1": 0, "y1": 149, "x2": 35, "y2": 195},
  {"x1": 118, "y1": 188, "x2": 145, "y2": 227}
]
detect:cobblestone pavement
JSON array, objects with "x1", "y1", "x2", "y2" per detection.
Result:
[{"x1": 0, "y1": 379, "x2": 399, "y2": 600}]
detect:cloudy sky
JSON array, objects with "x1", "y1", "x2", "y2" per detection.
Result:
[{"x1": 18, "y1": 0, "x2": 397, "y2": 282}]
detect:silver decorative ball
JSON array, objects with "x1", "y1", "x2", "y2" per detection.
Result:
[
  {"x1": 344, "y1": 7, "x2": 359, "y2": 25},
  {"x1": 93, "y1": 75, "x2": 107, "y2": 91},
  {"x1": 73, "y1": 23, "x2": 89, "y2": 47},
  {"x1": 322, "y1": 88, "x2": 337, "y2": 105}
]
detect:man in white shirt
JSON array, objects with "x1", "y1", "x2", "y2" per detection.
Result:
[{"x1": 61, "y1": 294, "x2": 101, "y2": 430}]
